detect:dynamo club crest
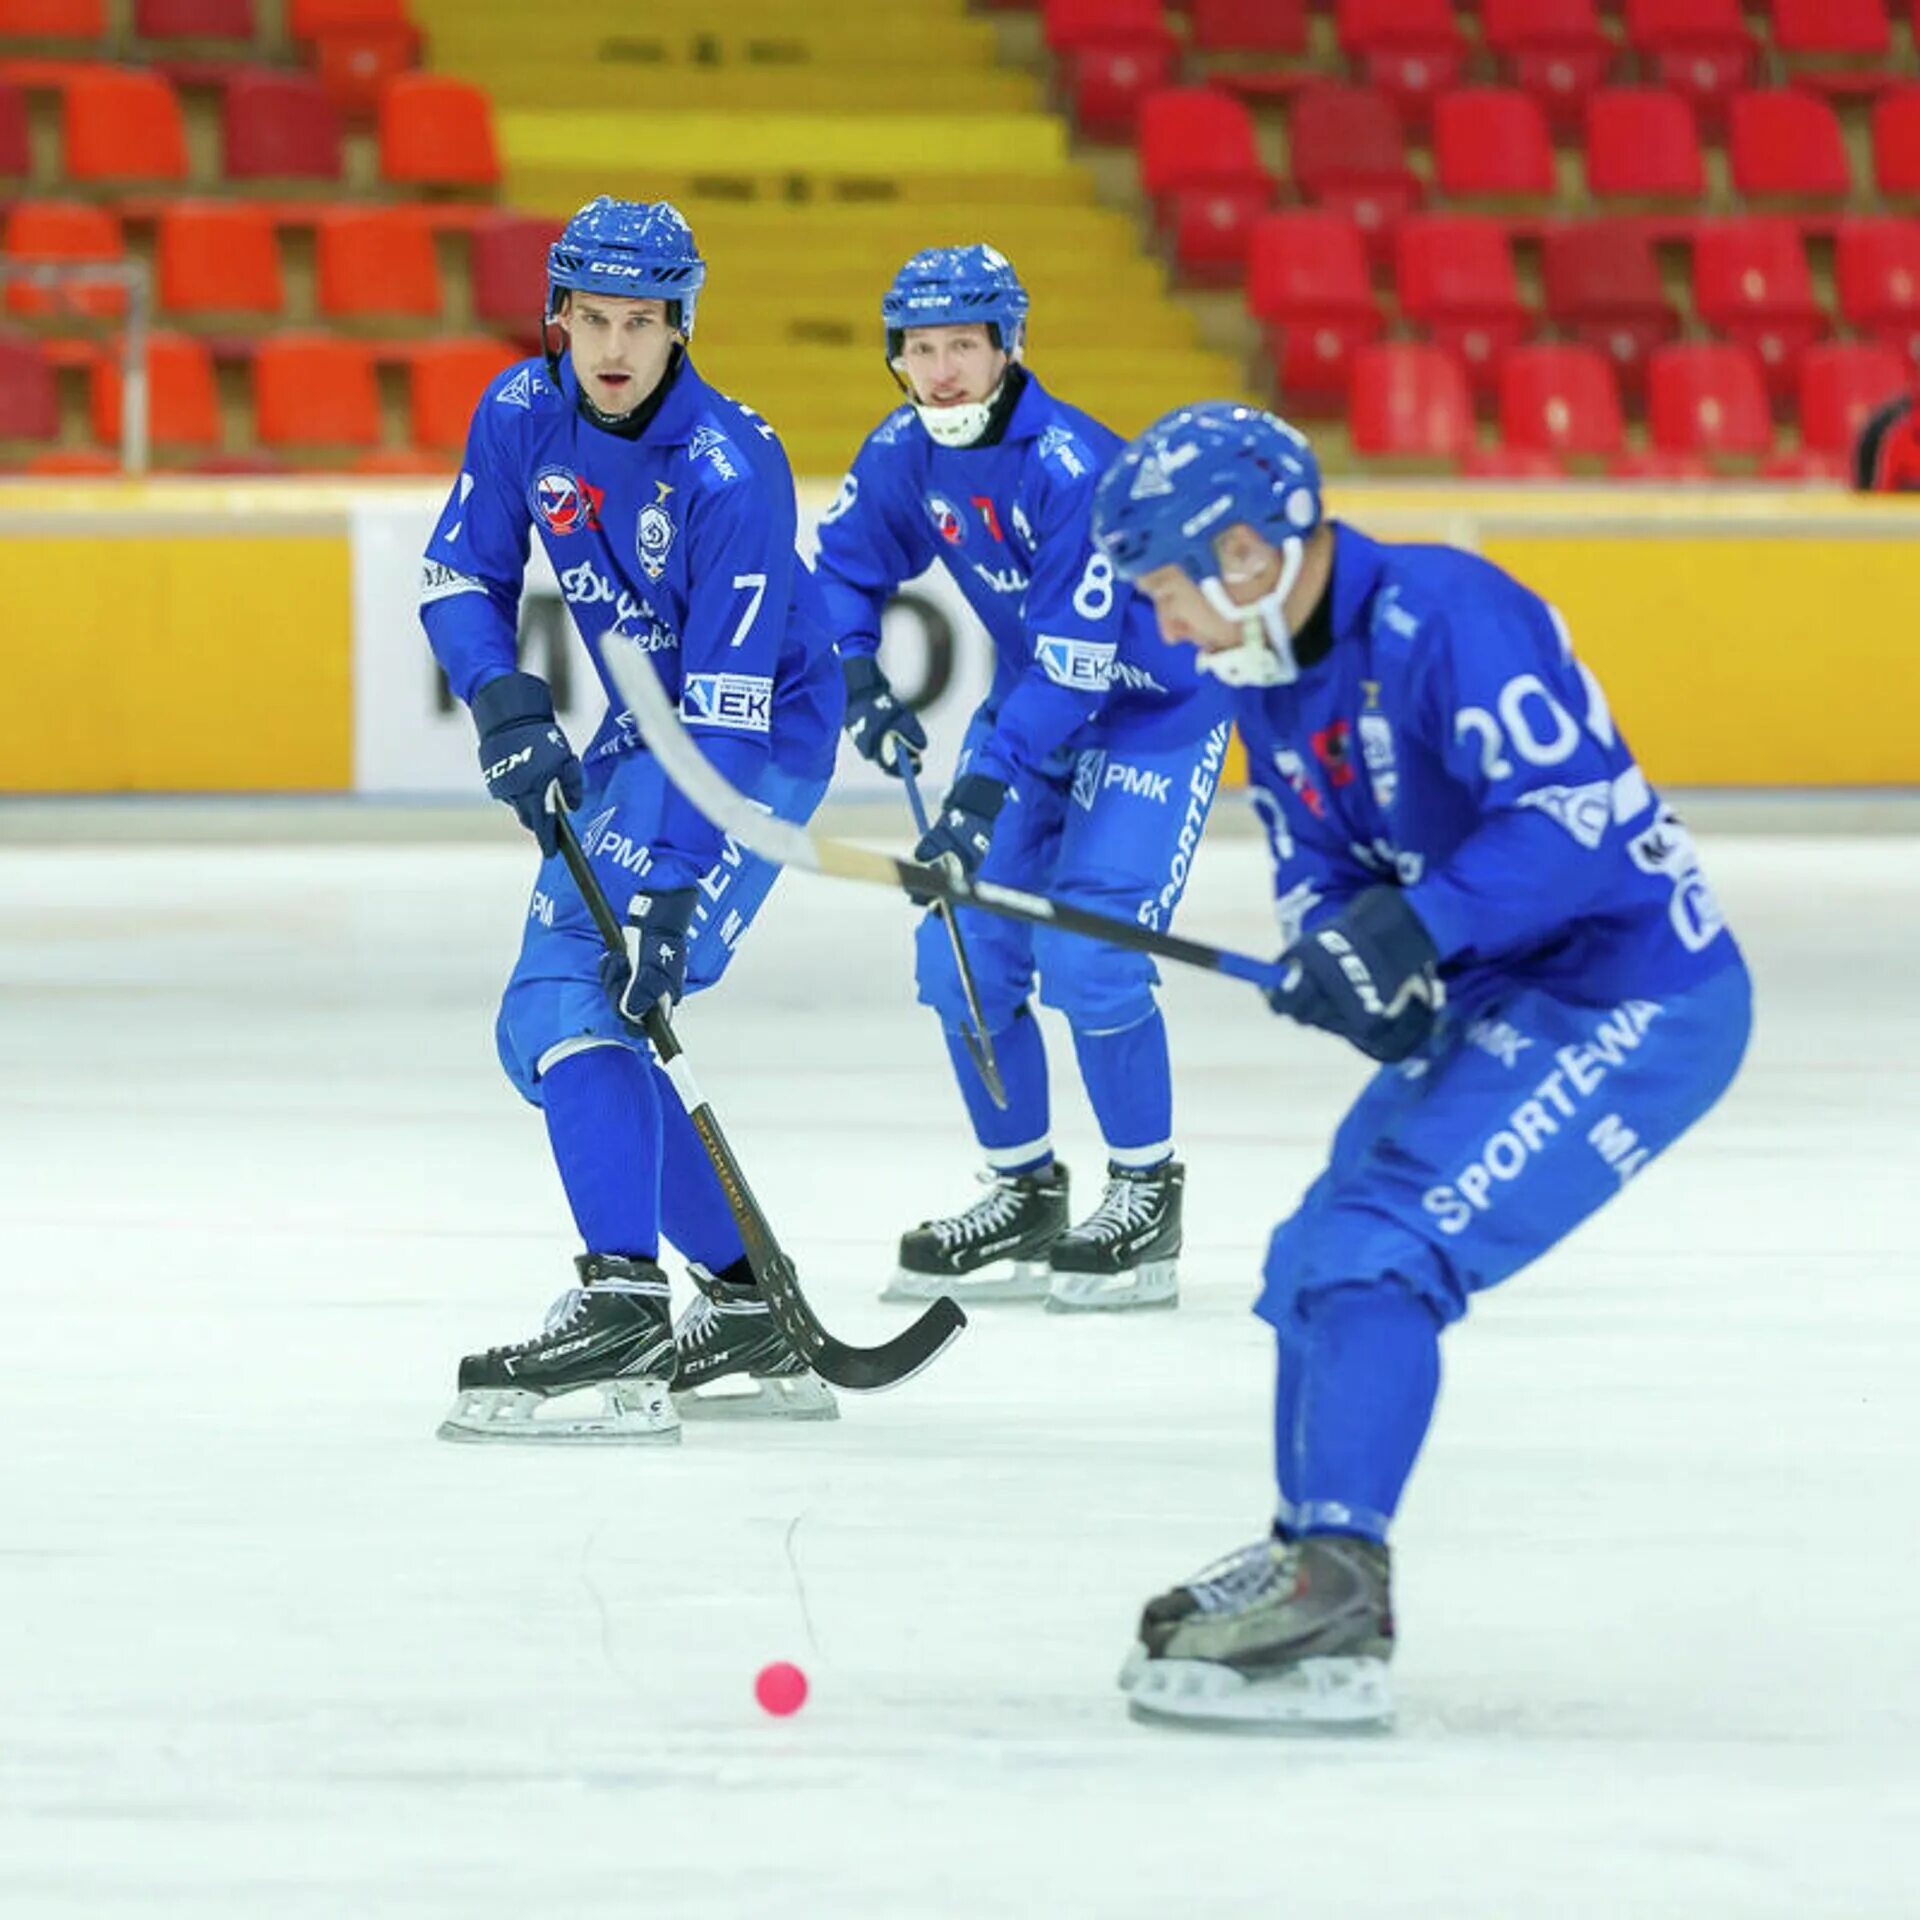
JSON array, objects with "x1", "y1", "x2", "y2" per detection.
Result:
[{"x1": 636, "y1": 480, "x2": 676, "y2": 581}]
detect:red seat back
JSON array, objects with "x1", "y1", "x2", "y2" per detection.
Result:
[
  {"x1": 470, "y1": 214, "x2": 563, "y2": 332},
  {"x1": 1044, "y1": 0, "x2": 1169, "y2": 51},
  {"x1": 410, "y1": 337, "x2": 521, "y2": 451},
  {"x1": 1499, "y1": 344, "x2": 1625, "y2": 456},
  {"x1": 1349, "y1": 342, "x2": 1472, "y2": 460},
  {"x1": 157, "y1": 200, "x2": 284, "y2": 314},
  {"x1": 253, "y1": 332, "x2": 380, "y2": 447},
  {"x1": 1797, "y1": 342, "x2": 1912, "y2": 454},
  {"x1": 1769, "y1": 0, "x2": 1888, "y2": 59},
  {"x1": 1728, "y1": 91, "x2": 1851, "y2": 201},
  {"x1": 1586, "y1": 88, "x2": 1704, "y2": 201},
  {"x1": 223, "y1": 69, "x2": 342, "y2": 181},
  {"x1": 1870, "y1": 87, "x2": 1920, "y2": 198},
  {"x1": 0, "y1": 330, "x2": 56, "y2": 439},
  {"x1": 316, "y1": 206, "x2": 441, "y2": 319},
  {"x1": 91, "y1": 330, "x2": 219, "y2": 448},
  {"x1": 378, "y1": 73, "x2": 498, "y2": 189},
  {"x1": 3, "y1": 198, "x2": 124, "y2": 318},
  {"x1": 137, "y1": 0, "x2": 256, "y2": 33},
  {"x1": 1188, "y1": 0, "x2": 1305, "y2": 54},
  {"x1": 1433, "y1": 89, "x2": 1555, "y2": 199},
  {"x1": 62, "y1": 67, "x2": 188, "y2": 183},
  {"x1": 1138, "y1": 87, "x2": 1264, "y2": 196},
  {"x1": 1648, "y1": 343, "x2": 1773, "y2": 455}
]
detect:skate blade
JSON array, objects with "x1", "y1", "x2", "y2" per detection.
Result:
[
  {"x1": 880, "y1": 1259, "x2": 1051, "y2": 1306},
  {"x1": 673, "y1": 1372, "x2": 839, "y2": 1422},
  {"x1": 1119, "y1": 1646, "x2": 1394, "y2": 1732},
  {"x1": 1045, "y1": 1257, "x2": 1179, "y2": 1314},
  {"x1": 436, "y1": 1381, "x2": 681, "y2": 1446}
]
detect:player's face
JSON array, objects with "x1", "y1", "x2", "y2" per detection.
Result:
[
  {"x1": 895, "y1": 324, "x2": 1007, "y2": 410},
  {"x1": 1135, "y1": 526, "x2": 1280, "y2": 653},
  {"x1": 562, "y1": 293, "x2": 679, "y2": 416}
]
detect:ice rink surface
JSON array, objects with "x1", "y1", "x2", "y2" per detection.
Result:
[{"x1": 2, "y1": 812, "x2": 1916, "y2": 1919}]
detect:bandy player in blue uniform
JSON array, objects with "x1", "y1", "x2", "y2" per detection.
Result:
[
  {"x1": 815, "y1": 245, "x2": 1232, "y2": 1313},
  {"x1": 419, "y1": 198, "x2": 844, "y2": 1444},
  {"x1": 1089, "y1": 405, "x2": 1752, "y2": 1728}
]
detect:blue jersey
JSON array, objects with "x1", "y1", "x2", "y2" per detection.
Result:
[
  {"x1": 814, "y1": 371, "x2": 1225, "y2": 787},
  {"x1": 1239, "y1": 524, "x2": 1740, "y2": 1013},
  {"x1": 419, "y1": 354, "x2": 842, "y2": 890}
]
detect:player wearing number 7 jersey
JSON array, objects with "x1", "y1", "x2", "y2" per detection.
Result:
[
  {"x1": 815, "y1": 245, "x2": 1234, "y2": 1314},
  {"x1": 1089, "y1": 403, "x2": 1753, "y2": 1730},
  {"x1": 418, "y1": 197, "x2": 844, "y2": 1443}
]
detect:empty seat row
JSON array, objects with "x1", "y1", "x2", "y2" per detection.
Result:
[
  {"x1": 0, "y1": 0, "x2": 410, "y2": 41},
  {"x1": 1249, "y1": 211, "x2": 1920, "y2": 410},
  {"x1": 0, "y1": 67, "x2": 492, "y2": 188},
  {"x1": 2, "y1": 203, "x2": 553, "y2": 326},
  {"x1": 1347, "y1": 337, "x2": 1909, "y2": 471},
  {"x1": 0, "y1": 327, "x2": 516, "y2": 453}
]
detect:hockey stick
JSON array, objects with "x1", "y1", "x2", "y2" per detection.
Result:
[
  {"x1": 551, "y1": 810, "x2": 966, "y2": 1394},
  {"x1": 599, "y1": 634, "x2": 1291, "y2": 996},
  {"x1": 898, "y1": 759, "x2": 1007, "y2": 1110}
]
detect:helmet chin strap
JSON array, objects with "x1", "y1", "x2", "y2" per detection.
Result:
[
  {"x1": 912, "y1": 374, "x2": 1007, "y2": 449},
  {"x1": 1195, "y1": 537, "x2": 1306, "y2": 687}
]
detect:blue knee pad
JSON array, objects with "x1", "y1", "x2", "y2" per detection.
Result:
[
  {"x1": 914, "y1": 904, "x2": 1034, "y2": 1033},
  {"x1": 495, "y1": 974, "x2": 637, "y2": 1106},
  {"x1": 1260, "y1": 1207, "x2": 1466, "y2": 1334},
  {"x1": 1033, "y1": 918, "x2": 1159, "y2": 1033}
]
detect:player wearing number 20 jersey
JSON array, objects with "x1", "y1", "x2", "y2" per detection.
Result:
[{"x1": 814, "y1": 244, "x2": 1232, "y2": 1314}]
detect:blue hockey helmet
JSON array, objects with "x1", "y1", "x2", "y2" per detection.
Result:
[
  {"x1": 881, "y1": 244, "x2": 1029, "y2": 362},
  {"x1": 1093, "y1": 404, "x2": 1326, "y2": 686},
  {"x1": 547, "y1": 196, "x2": 706, "y2": 338}
]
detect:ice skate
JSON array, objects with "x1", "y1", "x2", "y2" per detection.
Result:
[
  {"x1": 882, "y1": 1162, "x2": 1070, "y2": 1304},
  {"x1": 437, "y1": 1253, "x2": 681, "y2": 1445},
  {"x1": 671, "y1": 1260, "x2": 838, "y2": 1421},
  {"x1": 1118, "y1": 1534, "x2": 1395, "y2": 1731},
  {"x1": 1046, "y1": 1159, "x2": 1183, "y2": 1312}
]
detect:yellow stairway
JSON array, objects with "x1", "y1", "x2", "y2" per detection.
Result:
[{"x1": 410, "y1": 0, "x2": 1252, "y2": 476}]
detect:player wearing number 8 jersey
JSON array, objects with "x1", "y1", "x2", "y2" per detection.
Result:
[
  {"x1": 1089, "y1": 403, "x2": 1752, "y2": 1729},
  {"x1": 814, "y1": 245, "x2": 1233, "y2": 1313}
]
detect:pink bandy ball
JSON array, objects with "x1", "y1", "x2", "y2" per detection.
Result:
[{"x1": 754, "y1": 1661, "x2": 809, "y2": 1716}]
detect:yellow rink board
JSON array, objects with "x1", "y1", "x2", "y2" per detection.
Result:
[{"x1": 0, "y1": 483, "x2": 1912, "y2": 792}]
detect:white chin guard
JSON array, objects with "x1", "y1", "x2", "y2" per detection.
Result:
[
  {"x1": 1195, "y1": 537, "x2": 1307, "y2": 687},
  {"x1": 913, "y1": 377, "x2": 1007, "y2": 449}
]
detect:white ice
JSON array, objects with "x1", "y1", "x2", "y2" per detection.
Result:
[{"x1": 1, "y1": 814, "x2": 1916, "y2": 1919}]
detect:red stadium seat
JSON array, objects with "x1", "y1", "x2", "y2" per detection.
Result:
[
  {"x1": 1480, "y1": 0, "x2": 1615, "y2": 135},
  {"x1": 1585, "y1": 89, "x2": 1704, "y2": 204},
  {"x1": 90, "y1": 330, "x2": 219, "y2": 448},
  {"x1": 311, "y1": 26, "x2": 419, "y2": 119},
  {"x1": 1621, "y1": 0, "x2": 1756, "y2": 128},
  {"x1": 1348, "y1": 342, "x2": 1472, "y2": 462},
  {"x1": 1188, "y1": 0, "x2": 1306, "y2": 56},
  {"x1": 316, "y1": 206, "x2": 441, "y2": 320},
  {"x1": 1498, "y1": 344, "x2": 1624, "y2": 458},
  {"x1": 62, "y1": 67, "x2": 188, "y2": 184},
  {"x1": 253, "y1": 332, "x2": 380, "y2": 448},
  {"x1": 1727, "y1": 91, "x2": 1851, "y2": 204},
  {"x1": 1066, "y1": 40, "x2": 1174, "y2": 138},
  {"x1": 1166, "y1": 183, "x2": 1272, "y2": 284},
  {"x1": 410, "y1": 336, "x2": 520, "y2": 451},
  {"x1": 1871, "y1": 88, "x2": 1920, "y2": 201},
  {"x1": 377, "y1": 73, "x2": 498, "y2": 190},
  {"x1": 1647, "y1": 342, "x2": 1773, "y2": 458},
  {"x1": 469, "y1": 213, "x2": 563, "y2": 333},
  {"x1": 1138, "y1": 87, "x2": 1265, "y2": 196},
  {"x1": 137, "y1": 0, "x2": 256, "y2": 35},
  {"x1": 1394, "y1": 214, "x2": 1532, "y2": 394},
  {"x1": 1432, "y1": 89, "x2": 1555, "y2": 201},
  {"x1": 1287, "y1": 87, "x2": 1421, "y2": 256},
  {"x1": 1769, "y1": 0, "x2": 1888, "y2": 62},
  {"x1": 0, "y1": 331, "x2": 56, "y2": 439},
  {"x1": 1334, "y1": 0, "x2": 1466, "y2": 127},
  {"x1": 0, "y1": 80, "x2": 27, "y2": 177},
  {"x1": 1541, "y1": 222, "x2": 1679, "y2": 397},
  {"x1": 1836, "y1": 220, "x2": 1920, "y2": 368},
  {"x1": 0, "y1": 0, "x2": 105, "y2": 38},
  {"x1": 1043, "y1": 0, "x2": 1168, "y2": 52},
  {"x1": 1796, "y1": 341, "x2": 1912, "y2": 455},
  {"x1": 156, "y1": 201, "x2": 283, "y2": 316},
  {"x1": 288, "y1": 0, "x2": 406, "y2": 31},
  {"x1": 222, "y1": 70, "x2": 343, "y2": 182},
  {"x1": 2, "y1": 199, "x2": 124, "y2": 318},
  {"x1": 1692, "y1": 221, "x2": 1827, "y2": 395},
  {"x1": 1247, "y1": 210, "x2": 1382, "y2": 413}
]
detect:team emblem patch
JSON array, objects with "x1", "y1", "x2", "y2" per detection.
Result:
[
  {"x1": 530, "y1": 467, "x2": 601, "y2": 536},
  {"x1": 926, "y1": 492, "x2": 966, "y2": 546},
  {"x1": 636, "y1": 480, "x2": 677, "y2": 580}
]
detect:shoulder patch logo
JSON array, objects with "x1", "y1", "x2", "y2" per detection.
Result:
[
  {"x1": 495, "y1": 366, "x2": 542, "y2": 410},
  {"x1": 687, "y1": 423, "x2": 741, "y2": 483},
  {"x1": 1037, "y1": 424, "x2": 1088, "y2": 479},
  {"x1": 636, "y1": 479, "x2": 677, "y2": 581},
  {"x1": 1517, "y1": 781, "x2": 1614, "y2": 850}
]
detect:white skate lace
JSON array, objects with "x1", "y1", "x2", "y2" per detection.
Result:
[
  {"x1": 931, "y1": 1172, "x2": 1033, "y2": 1252},
  {"x1": 1183, "y1": 1540, "x2": 1292, "y2": 1614},
  {"x1": 1074, "y1": 1170, "x2": 1159, "y2": 1246}
]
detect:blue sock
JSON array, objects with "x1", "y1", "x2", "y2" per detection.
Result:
[
  {"x1": 655, "y1": 1060, "x2": 747, "y2": 1274},
  {"x1": 540, "y1": 1044, "x2": 662, "y2": 1258},
  {"x1": 1285, "y1": 1284, "x2": 1441, "y2": 1543},
  {"x1": 1071, "y1": 1005, "x2": 1173, "y2": 1167},
  {"x1": 1272, "y1": 1328, "x2": 1306, "y2": 1539},
  {"x1": 944, "y1": 1004, "x2": 1053, "y2": 1172}
]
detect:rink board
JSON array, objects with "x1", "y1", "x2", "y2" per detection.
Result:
[{"x1": 0, "y1": 479, "x2": 1914, "y2": 792}]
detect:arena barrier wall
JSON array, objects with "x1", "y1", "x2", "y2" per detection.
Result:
[{"x1": 0, "y1": 481, "x2": 1912, "y2": 793}]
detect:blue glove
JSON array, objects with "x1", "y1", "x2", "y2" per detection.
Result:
[
  {"x1": 600, "y1": 887, "x2": 700, "y2": 1033},
  {"x1": 913, "y1": 772, "x2": 1009, "y2": 886},
  {"x1": 472, "y1": 671, "x2": 582, "y2": 858},
  {"x1": 842, "y1": 654, "x2": 927, "y2": 775},
  {"x1": 1268, "y1": 887, "x2": 1444, "y2": 1063}
]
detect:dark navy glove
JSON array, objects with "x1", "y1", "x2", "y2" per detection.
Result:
[
  {"x1": 1268, "y1": 887, "x2": 1444, "y2": 1063},
  {"x1": 842, "y1": 654, "x2": 928, "y2": 776},
  {"x1": 600, "y1": 887, "x2": 700, "y2": 1033},
  {"x1": 913, "y1": 772, "x2": 1009, "y2": 886},
  {"x1": 472, "y1": 671, "x2": 582, "y2": 858}
]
